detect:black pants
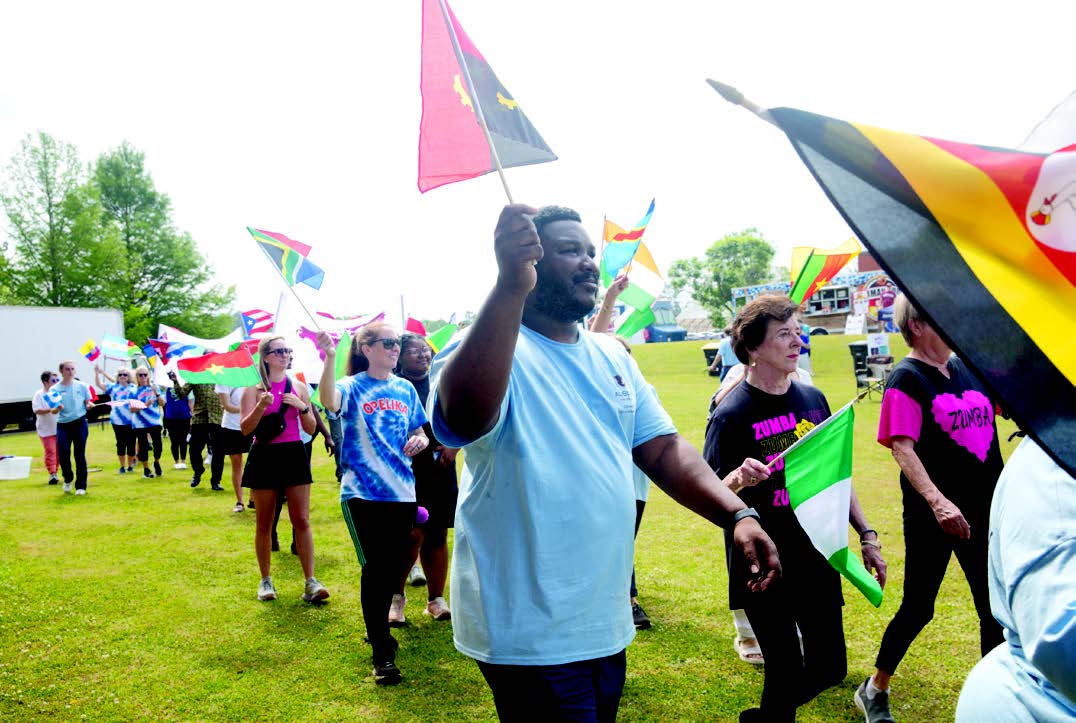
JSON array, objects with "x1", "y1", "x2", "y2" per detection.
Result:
[
  {"x1": 136, "y1": 425, "x2": 163, "y2": 462},
  {"x1": 875, "y1": 508, "x2": 1003, "y2": 673},
  {"x1": 112, "y1": 423, "x2": 135, "y2": 458},
  {"x1": 630, "y1": 500, "x2": 645, "y2": 598},
  {"x1": 57, "y1": 417, "x2": 89, "y2": 490},
  {"x1": 477, "y1": 649, "x2": 627, "y2": 723},
  {"x1": 188, "y1": 423, "x2": 223, "y2": 483},
  {"x1": 164, "y1": 418, "x2": 190, "y2": 461},
  {"x1": 743, "y1": 588, "x2": 847, "y2": 722},
  {"x1": 342, "y1": 498, "x2": 416, "y2": 663}
]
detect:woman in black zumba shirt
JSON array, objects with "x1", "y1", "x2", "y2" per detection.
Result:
[{"x1": 704, "y1": 295, "x2": 886, "y2": 723}]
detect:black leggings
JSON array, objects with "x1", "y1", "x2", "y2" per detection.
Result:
[
  {"x1": 112, "y1": 423, "x2": 135, "y2": 458},
  {"x1": 136, "y1": 426, "x2": 163, "y2": 462},
  {"x1": 164, "y1": 418, "x2": 190, "y2": 461},
  {"x1": 743, "y1": 587, "x2": 847, "y2": 722},
  {"x1": 342, "y1": 498, "x2": 416, "y2": 662},
  {"x1": 875, "y1": 508, "x2": 1003, "y2": 673}
]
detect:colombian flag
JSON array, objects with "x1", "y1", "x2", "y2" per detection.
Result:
[
  {"x1": 417, "y1": 0, "x2": 556, "y2": 193},
  {"x1": 789, "y1": 237, "x2": 861, "y2": 304},
  {"x1": 771, "y1": 107, "x2": 1076, "y2": 475}
]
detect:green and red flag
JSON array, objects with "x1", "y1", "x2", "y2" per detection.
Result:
[
  {"x1": 247, "y1": 227, "x2": 325, "y2": 290},
  {"x1": 789, "y1": 237, "x2": 861, "y2": 304},
  {"x1": 417, "y1": 0, "x2": 556, "y2": 193},
  {"x1": 781, "y1": 403, "x2": 883, "y2": 607},
  {"x1": 768, "y1": 107, "x2": 1076, "y2": 475},
  {"x1": 176, "y1": 349, "x2": 261, "y2": 387}
]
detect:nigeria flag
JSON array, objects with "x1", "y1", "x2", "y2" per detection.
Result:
[{"x1": 783, "y1": 403, "x2": 883, "y2": 607}]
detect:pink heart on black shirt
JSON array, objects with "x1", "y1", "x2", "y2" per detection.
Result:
[{"x1": 930, "y1": 390, "x2": 994, "y2": 462}]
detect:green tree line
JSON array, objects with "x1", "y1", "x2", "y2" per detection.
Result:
[{"x1": 0, "y1": 132, "x2": 234, "y2": 342}]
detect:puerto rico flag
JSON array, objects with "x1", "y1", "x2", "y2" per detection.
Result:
[{"x1": 240, "y1": 309, "x2": 275, "y2": 338}]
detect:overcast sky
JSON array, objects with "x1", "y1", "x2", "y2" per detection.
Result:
[{"x1": 2, "y1": 0, "x2": 1074, "y2": 326}]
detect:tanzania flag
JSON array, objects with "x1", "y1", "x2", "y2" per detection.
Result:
[
  {"x1": 771, "y1": 107, "x2": 1076, "y2": 476},
  {"x1": 417, "y1": 0, "x2": 556, "y2": 193},
  {"x1": 247, "y1": 227, "x2": 325, "y2": 290},
  {"x1": 176, "y1": 350, "x2": 261, "y2": 387},
  {"x1": 79, "y1": 339, "x2": 100, "y2": 362},
  {"x1": 600, "y1": 199, "x2": 656, "y2": 281},
  {"x1": 782, "y1": 404, "x2": 883, "y2": 607},
  {"x1": 789, "y1": 237, "x2": 861, "y2": 304}
]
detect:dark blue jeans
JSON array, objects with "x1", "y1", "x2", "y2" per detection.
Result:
[
  {"x1": 477, "y1": 649, "x2": 627, "y2": 722},
  {"x1": 57, "y1": 417, "x2": 89, "y2": 490}
]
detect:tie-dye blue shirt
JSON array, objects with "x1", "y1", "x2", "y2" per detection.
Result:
[
  {"x1": 336, "y1": 373, "x2": 428, "y2": 503},
  {"x1": 106, "y1": 383, "x2": 137, "y2": 426},
  {"x1": 131, "y1": 385, "x2": 163, "y2": 429}
]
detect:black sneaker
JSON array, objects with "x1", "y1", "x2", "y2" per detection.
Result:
[
  {"x1": 632, "y1": 602, "x2": 652, "y2": 630},
  {"x1": 247, "y1": 499, "x2": 255, "y2": 509},
  {"x1": 143, "y1": 468, "x2": 154, "y2": 479},
  {"x1": 153, "y1": 461, "x2": 162, "y2": 477},
  {"x1": 190, "y1": 476, "x2": 201, "y2": 488},
  {"x1": 210, "y1": 482, "x2": 224, "y2": 491},
  {"x1": 372, "y1": 660, "x2": 402, "y2": 686},
  {"x1": 854, "y1": 677, "x2": 895, "y2": 723}
]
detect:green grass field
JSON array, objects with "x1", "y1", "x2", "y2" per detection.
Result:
[{"x1": 0, "y1": 335, "x2": 1017, "y2": 721}]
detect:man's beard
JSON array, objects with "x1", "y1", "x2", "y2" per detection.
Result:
[{"x1": 530, "y1": 274, "x2": 597, "y2": 323}]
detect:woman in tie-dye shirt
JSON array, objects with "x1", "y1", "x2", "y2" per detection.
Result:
[
  {"x1": 131, "y1": 366, "x2": 164, "y2": 479},
  {"x1": 94, "y1": 365, "x2": 137, "y2": 473}
]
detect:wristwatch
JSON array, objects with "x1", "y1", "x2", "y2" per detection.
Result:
[
  {"x1": 732, "y1": 507, "x2": 760, "y2": 525},
  {"x1": 300, "y1": 406, "x2": 310, "y2": 415}
]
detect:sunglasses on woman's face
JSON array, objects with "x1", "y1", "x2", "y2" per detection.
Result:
[
  {"x1": 136, "y1": 373, "x2": 149, "y2": 378},
  {"x1": 117, "y1": 373, "x2": 129, "y2": 377},
  {"x1": 266, "y1": 348, "x2": 293, "y2": 357},
  {"x1": 372, "y1": 338, "x2": 400, "y2": 350}
]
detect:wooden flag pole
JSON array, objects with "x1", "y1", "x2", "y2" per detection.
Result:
[
  {"x1": 705, "y1": 79, "x2": 778, "y2": 128},
  {"x1": 437, "y1": 0, "x2": 515, "y2": 205}
]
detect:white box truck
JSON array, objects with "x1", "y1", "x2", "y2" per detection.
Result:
[{"x1": 1, "y1": 306, "x2": 125, "y2": 431}]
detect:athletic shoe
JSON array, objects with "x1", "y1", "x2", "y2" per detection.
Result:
[
  {"x1": 118, "y1": 466, "x2": 127, "y2": 475},
  {"x1": 302, "y1": 577, "x2": 330, "y2": 603},
  {"x1": 854, "y1": 677, "x2": 895, "y2": 723},
  {"x1": 210, "y1": 483, "x2": 224, "y2": 491},
  {"x1": 632, "y1": 602, "x2": 652, "y2": 630},
  {"x1": 407, "y1": 564, "x2": 426, "y2": 587},
  {"x1": 257, "y1": 577, "x2": 277, "y2": 601},
  {"x1": 424, "y1": 596, "x2": 451, "y2": 621},
  {"x1": 63, "y1": 482, "x2": 72, "y2": 493},
  {"x1": 143, "y1": 468, "x2": 154, "y2": 479},
  {"x1": 247, "y1": 499, "x2": 255, "y2": 509},
  {"x1": 174, "y1": 462, "x2": 187, "y2": 470},
  {"x1": 153, "y1": 461, "x2": 162, "y2": 477},
  {"x1": 388, "y1": 594, "x2": 406, "y2": 626},
  {"x1": 372, "y1": 660, "x2": 402, "y2": 686},
  {"x1": 190, "y1": 476, "x2": 201, "y2": 488},
  {"x1": 75, "y1": 489, "x2": 86, "y2": 496},
  {"x1": 126, "y1": 466, "x2": 134, "y2": 472},
  {"x1": 48, "y1": 474, "x2": 59, "y2": 485},
  {"x1": 232, "y1": 502, "x2": 245, "y2": 513}
]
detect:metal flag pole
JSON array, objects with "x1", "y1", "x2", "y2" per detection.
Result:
[{"x1": 437, "y1": 0, "x2": 514, "y2": 204}]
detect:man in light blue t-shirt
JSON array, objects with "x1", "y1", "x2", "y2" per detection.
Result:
[{"x1": 430, "y1": 204, "x2": 781, "y2": 722}]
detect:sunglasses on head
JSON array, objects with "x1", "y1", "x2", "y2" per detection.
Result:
[
  {"x1": 266, "y1": 348, "x2": 293, "y2": 357},
  {"x1": 371, "y1": 338, "x2": 400, "y2": 350}
]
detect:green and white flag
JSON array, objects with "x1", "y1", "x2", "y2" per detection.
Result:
[{"x1": 782, "y1": 403, "x2": 883, "y2": 607}]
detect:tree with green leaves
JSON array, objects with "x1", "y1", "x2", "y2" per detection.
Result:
[
  {"x1": 92, "y1": 143, "x2": 234, "y2": 342},
  {"x1": 669, "y1": 228, "x2": 775, "y2": 327},
  {"x1": 0, "y1": 132, "x2": 122, "y2": 307}
]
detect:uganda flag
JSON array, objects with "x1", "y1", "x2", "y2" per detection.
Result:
[
  {"x1": 417, "y1": 0, "x2": 556, "y2": 193},
  {"x1": 247, "y1": 227, "x2": 325, "y2": 290},
  {"x1": 176, "y1": 350, "x2": 261, "y2": 388},
  {"x1": 770, "y1": 107, "x2": 1076, "y2": 475}
]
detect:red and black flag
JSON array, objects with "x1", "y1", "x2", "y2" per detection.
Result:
[
  {"x1": 417, "y1": 0, "x2": 556, "y2": 193},
  {"x1": 769, "y1": 107, "x2": 1076, "y2": 475}
]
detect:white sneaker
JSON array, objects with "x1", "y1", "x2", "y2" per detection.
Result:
[
  {"x1": 75, "y1": 489, "x2": 86, "y2": 496},
  {"x1": 174, "y1": 462, "x2": 187, "y2": 470},
  {"x1": 424, "y1": 596, "x2": 451, "y2": 621},
  {"x1": 257, "y1": 577, "x2": 277, "y2": 601},
  {"x1": 63, "y1": 482, "x2": 72, "y2": 493},
  {"x1": 407, "y1": 564, "x2": 426, "y2": 587},
  {"x1": 302, "y1": 577, "x2": 330, "y2": 603},
  {"x1": 388, "y1": 594, "x2": 406, "y2": 626}
]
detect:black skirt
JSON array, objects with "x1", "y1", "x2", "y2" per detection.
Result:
[
  {"x1": 217, "y1": 427, "x2": 252, "y2": 456},
  {"x1": 242, "y1": 440, "x2": 312, "y2": 490}
]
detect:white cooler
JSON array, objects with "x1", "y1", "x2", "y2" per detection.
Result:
[{"x1": 0, "y1": 456, "x2": 33, "y2": 480}]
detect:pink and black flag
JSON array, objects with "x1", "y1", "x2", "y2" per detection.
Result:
[{"x1": 417, "y1": 0, "x2": 556, "y2": 193}]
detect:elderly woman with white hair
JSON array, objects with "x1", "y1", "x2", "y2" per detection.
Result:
[{"x1": 855, "y1": 294, "x2": 1005, "y2": 723}]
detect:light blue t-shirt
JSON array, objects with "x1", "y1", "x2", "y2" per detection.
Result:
[
  {"x1": 336, "y1": 373, "x2": 427, "y2": 503},
  {"x1": 54, "y1": 381, "x2": 92, "y2": 424},
  {"x1": 956, "y1": 438, "x2": 1076, "y2": 722},
  {"x1": 106, "y1": 383, "x2": 137, "y2": 426},
  {"x1": 430, "y1": 325, "x2": 675, "y2": 665},
  {"x1": 718, "y1": 336, "x2": 738, "y2": 367},
  {"x1": 131, "y1": 385, "x2": 162, "y2": 429}
]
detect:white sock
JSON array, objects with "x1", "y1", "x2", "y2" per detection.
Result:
[{"x1": 865, "y1": 677, "x2": 887, "y2": 699}]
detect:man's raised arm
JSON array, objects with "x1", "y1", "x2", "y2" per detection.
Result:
[{"x1": 437, "y1": 204, "x2": 542, "y2": 441}]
